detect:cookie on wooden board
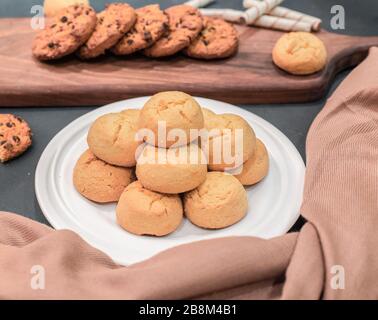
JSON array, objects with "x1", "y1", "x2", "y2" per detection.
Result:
[
  {"x1": 184, "y1": 17, "x2": 239, "y2": 60},
  {"x1": 144, "y1": 4, "x2": 203, "y2": 58},
  {"x1": 272, "y1": 32, "x2": 327, "y2": 75},
  {"x1": 78, "y1": 3, "x2": 137, "y2": 59},
  {"x1": 43, "y1": 0, "x2": 90, "y2": 17},
  {"x1": 0, "y1": 114, "x2": 32, "y2": 163},
  {"x1": 32, "y1": 4, "x2": 97, "y2": 61},
  {"x1": 112, "y1": 4, "x2": 168, "y2": 56}
]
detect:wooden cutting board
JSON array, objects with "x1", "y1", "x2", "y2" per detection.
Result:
[{"x1": 1, "y1": 18, "x2": 377, "y2": 106}]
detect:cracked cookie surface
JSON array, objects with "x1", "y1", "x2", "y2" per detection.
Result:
[
  {"x1": 78, "y1": 3, "x2": 136, "y2": 59},
  {"x1": 0, "y1": 114, "x2": 32, "y2": 163},
  {"x1": 73, "y1": 149, "x2": 135, "y2": 203},
  {"x1": 232, "y1": 139, "x2": 269, "y2": 186},
  {"x1": 204, "y1": 113, "x2": 256, "y2": 172},
  {"x1": 116, "y1": 181, "x2": 183, "y2": 236},
  {"x1": 112, "y1": 4, "x2": 168, "y2": 55},
  {"x1": 272, "y1": 31, "x2": 327, "y2": 75},
  {"x1": 32, "y1": 4, "x2": 97, "y2": 61},
  {"x1": 87, "y1": 109, "x2": 142, "y2": 167},
  {"x1": 139, "y1": 91, "x2": 204, "y2": 148},
  {"x1": 183, "y1": 172, "x2": 248, "y2": 229},
  {"x1": 184, "y1": 17, "x2": 239, "y2": 60},
  {"x1": 136, "y1": 143, "x2": 207, "y2": 194},
  {"x1": 144, "y1": 4, "x2": 203, "y2": 58}
]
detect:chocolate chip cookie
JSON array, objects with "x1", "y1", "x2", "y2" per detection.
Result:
[
  {"x1": 32, "y1": 4, "x2": 97, "y2": 61},
  {"x1": 112, "y1": 4, "x2": 168, "y2": 56},
  {"x1": 78, "y1": 3, "x2": 137, "y2": 59},
  {"x1": 0, "y1": 114, "x2": 32, "y2": 163},
  {"x1": 184, "y1": 17, "x2": 239, "y2": 60},
  {"x1": 144, "y1": 5, "x2": 203, "y2": 58}
]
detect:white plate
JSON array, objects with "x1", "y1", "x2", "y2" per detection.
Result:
[{"x1": 35, "y1": 97, "x2": 305, "y2": 266}]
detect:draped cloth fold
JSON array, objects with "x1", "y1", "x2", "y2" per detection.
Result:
[{"x1": 1, "y1": 47, "x2": 377, "y2": 300}]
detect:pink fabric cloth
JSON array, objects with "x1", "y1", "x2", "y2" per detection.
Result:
[{"x1": 1, "y1": 47, "x2": 378, "y2": 300}]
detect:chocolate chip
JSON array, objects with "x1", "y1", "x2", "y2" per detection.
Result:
[
  {"x1": 203, "y1": 40, "x2": 209, "y2": 46},
  {"x1": 85, "y1": 10, "x2": 90, "y2": 15},
  {"x1": 127, "y1": 39, "x2": 134, "y2": 45},
  {"x1": 60, "y1": 16, "x2": 68, "y2": 23},
  {"x1": 50, "y1": 24, "x2": 57, "y2": 28},
  {"x1": 6, "y1": 122, "x2": 14, "y2": 128},
  {"x1": 12, "y1": 136, "x2": 20, "y2": 144},
  {"x1": 4, "y1": 143, "x2": 13, "y2": 151},
  {"x1": 0, "y1": 140, "x2": 5, "y2": 145},
  {"x1": 144, "y1": 31, "x2": 153, "y2": 43},
  {"x1": 16, "y1": 117, "x2": 23, "y2": 123},
  {"x1": 48, "y1": 42, "x2": 56, "y2": 49}
]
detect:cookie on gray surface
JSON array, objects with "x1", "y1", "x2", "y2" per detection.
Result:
[
  {"x1": 0, "y1": 114, "x2": 32, "y2": 163},
  {"x1": 78, "y1": 3, "x2": 137, "y2": 59},
  {"x1": 32, "y1": 4, "x2": 97, "y2": 61},
  {"x1": 144, "y1": 4, "x2": 203, "y2": 58},
  {"x1": 112, "y1": 4, "x2": 168, "y2": 56}
]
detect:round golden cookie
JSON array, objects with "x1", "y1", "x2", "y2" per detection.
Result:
[
  {"x1": 112, "y1": 4, "x2": 168, "y2": 55},
  {"x1": 144, "y1": 5, "x2": 203, "y2": 58},
  {"x1": 78, "y1": 3, "x2": 136, "y2": 59},
  {"x1": 116, "y1": 181, "x2": 183, "y2": 236},
  {"x1": 184, "y1": 17, "x2": 239, "y2": 60},
  {"x1": 0, "y1": 114, "x2": 32, "y2": 163},
  {"x1": 183, "y1": 172, "x2": 248, "y2": 229},
  {"x1": 32, "y1": 4, "x2": 97, "y2": 61},
  {"x1": 232, "y1": 139, "x2": 269, "y2": 185},
  {"x1": 139, "y1": 91, "x2": 204, "y2": 148},
  {"x1": 272, "y1": 32, "x2": 327, "y2": 75},
  {"x1": 203, "y1": 113, "x2": 256, "y2": 172},
  {"x1": 136, "y1": 143, "x2": 207, "y2": 194},
  {"x1": 73, "y1": 149, "x2": 135, "y2": 203},
  {"x1": 87, "y1": 109, "x2": 141, "y2": 167}
]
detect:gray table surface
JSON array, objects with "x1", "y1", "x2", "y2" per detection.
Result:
[{"x1": 0, "y1": 0, "x2": 377, "y2": 228}]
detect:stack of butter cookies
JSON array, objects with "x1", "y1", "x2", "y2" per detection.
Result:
[
  {"x1": 73, "y1": 91, "x2": 269, "y2": 237},
  {"x1": 32, "y1": 3, "x2": 239, "y2": 61}
]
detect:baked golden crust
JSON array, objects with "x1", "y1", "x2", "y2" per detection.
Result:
[
  {"x1": 73, "y1": 149, "x2": 135, "y2": 203},
  {"x1": 184, "y1": 17, "x2": 238, "y2": 60},
  {"x1": 272, "y1": 31, "x2": 327, "y2": 75},
  {"x1": 32, "y1": 4, "x2": 97, "y2": 60},
  {"x1": 78, "y1": 3, "x2": 136, "y2": 59},
  {"x1": 112, "y1": 4, "x2": 168, "y2": 55},
  {"x1": 184, "y1": 172, "x2": 248, "y2": 229},
  {"x1": 0, "y1": 114, "x2": 32, "y2": 163},
  {"x1": 144, "y1": 5, "x2": 203, "y2": 58},
  {"x1": 116, "y1": 181, "x2": 183, "y2": 236},
  {"x1": 233, "y1": 139, "x2": 269, "y2": 185},
  {"x1": 87, "y1": 109, "x2": 142, "y2": 167},
  {"x1": 136, "y1": 143, "x2": 207, "y2": 194}
]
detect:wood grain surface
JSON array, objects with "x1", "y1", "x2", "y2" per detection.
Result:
[{"x1": 0, "y1": 18, "x2": 377, "y2": 106}]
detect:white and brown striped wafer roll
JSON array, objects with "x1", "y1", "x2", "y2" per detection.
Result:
[{"x1": 243, "y1": 0, "x2": 322, "y2": 31}]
